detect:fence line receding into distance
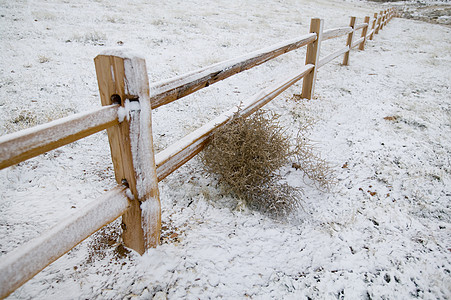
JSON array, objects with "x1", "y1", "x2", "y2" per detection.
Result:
[{"x1": 0, "y1": 8, "x2": 397, "y2": 299}]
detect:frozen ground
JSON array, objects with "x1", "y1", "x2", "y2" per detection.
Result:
[
  {"x1": 391, "y1": 0, "x2": 451, "y2": 26},
  {"x1": 1, "y1": 0, "x2": 450, "y2": 299}
]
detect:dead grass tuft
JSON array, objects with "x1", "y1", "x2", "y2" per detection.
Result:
[
  {"x1": 202, "y1": 111, "x2": 290, "y2": 191},
  {"x1": 85, "y1": 221, "x2": 130, "y2": 264},
  {"x1": 202, "y1": 109, "x2": 334, "y2": 219},
  {"x1": 292, "y1": 122, "x2": 337, "y2": 192}
]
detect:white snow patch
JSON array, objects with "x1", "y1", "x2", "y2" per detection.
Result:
[
  {"x1": 1, "y1": 0, "x2": 450, "y2": 299},
  {"x1": 117, "y1": 99, "x2": 140, "y2": 123}
]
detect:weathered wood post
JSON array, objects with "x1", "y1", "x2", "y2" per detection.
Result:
[
  {"x1": 375, "y1": 11, "x2": 382, "y2": 34},
  {"x1": 359, "y1": 16, "x2": 371, "y2": 50},
  {"x1": 301, "y1": 18, "x2": 324, "y2": 100},
  {"x1": 342, "y1": 16, "x2": 356, "y2": 66},
  {"x1": 369, "y1": 13, "x2": 378, "y2": 40},
  {"x1": 94, "y1": 51, "x2": 161, "y2": 255},
  {"x1": 380, "y1": 10, "x2": 386, "y2": 30}
]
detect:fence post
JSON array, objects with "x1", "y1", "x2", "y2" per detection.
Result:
[
  {"x1": 342, "y1": 16, "x2": 356, "y2": 66},
  {"x1": 375, "y1": 11, "x2": 382, "y2": 34},
  {"x1": 94, "y1": 52, "x2": 161, "y2": 255},
  {"x1": 301, "y1": 18, "x2": 324, "y2": 100},
  {"x1": 359, "y1": 16, "x2": 371, "y2": 50},
  {"x1": 369, "y1": 13, "x2": 378, "y2": 40},
  {"x1": 380, "y1": 10, "x2": 386, "y2": 30}
]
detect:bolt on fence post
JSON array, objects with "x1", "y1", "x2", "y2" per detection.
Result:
[
  {"x1": 342, "y1": 16, "x2": 356, "y2": 66},
  {"x1": 369, "y1": 13, "x2": 378, "y2": 40},
  {"x1": 301, "y1": 18, "x2": 324, "y2": 100},
  {"x1": 94, "y1": 52, "x2": 161, "y2": 255},
  {"x1": 359, "y1": 16, "x2": 371, "y2": 50}
]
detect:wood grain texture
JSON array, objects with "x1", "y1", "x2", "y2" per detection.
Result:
[
  {"x1": 95, "y1": 55, "x2": 130, "y2": 186},
  {"x1": 0, "y1": 105, "x2": 119, "y2": 170},
  {"x1": 95, "y1": 53, "x2": 161, "y2": 254},
  {"x1": 301, "y1": 18, "x2": 324, "y2": 100},
  {"x1": 0, "y1": 186, "x2": 129, "y2": 300},
  {"x1": 149, "y1": 33, "x2": 316, "y2": 109}
]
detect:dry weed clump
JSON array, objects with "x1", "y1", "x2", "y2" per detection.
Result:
[
  {"x1": 202, "y1": 109, "x2": 334, "y2": 219},
  {"x1": 201, "y1": 111, "x2": 300, "y2": 219},
  {"x1": 202, "y1": 111, "x2": 290, "y2": 190},
  {"x1": 292, "y1": 122, "x2": 337, "y2": 192}
]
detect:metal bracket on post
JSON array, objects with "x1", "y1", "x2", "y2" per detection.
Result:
[
  {"x1": 94, "y1": 52, "x2": 161, "y2": 255},
  {"x1": 342, "y1": 16, "x2": 356, "y2": 66},
  {"x1": 301, "y1": 18, "x2": 324, "y2": 100}
]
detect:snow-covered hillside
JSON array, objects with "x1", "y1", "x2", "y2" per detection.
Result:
[{"x1": 1, "y1": 0, "x2": 450, "y2": 299}]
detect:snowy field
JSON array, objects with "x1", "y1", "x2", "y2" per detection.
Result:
[{"x1": 1, "y1": 0, "x2": 451, "y2": 299}]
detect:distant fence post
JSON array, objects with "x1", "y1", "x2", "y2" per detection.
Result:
[
  {"x1": 369, "y1": 13, "x2": 378, "y2": 40},
  {"x1": 342, "y1": 16, "x2": 356, "y2": 66},
  {"x1": 301, "y1": 18, "x2": 324, "y2": 99},
  {"x1": 359, "y1": 16, "x2": 371, "y2": 50},
  {"x1": 375, "y1": 11, "x2": 382, "y2": 34},
  {"x1": 94, "y1": 52, "x2": 161, "y2": 255}
]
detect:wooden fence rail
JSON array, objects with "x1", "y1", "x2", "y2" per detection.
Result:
[
  {"x1": 0, "y1": 7, "x2": 396, "y2": 299},
  {"x1": 149, "y1": 33, "x2": 316, "y2": 109}
]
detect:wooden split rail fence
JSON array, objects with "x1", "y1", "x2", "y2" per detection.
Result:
[{"x1": 0, "y1": 8, "x2": 396, "y2": 298}]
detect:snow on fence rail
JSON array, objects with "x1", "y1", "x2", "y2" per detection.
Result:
[{"x1": 0, "y1": 8, "x2": 396, "y2": 299}]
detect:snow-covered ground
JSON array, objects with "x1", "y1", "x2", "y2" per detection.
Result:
[{"x1": 1, "y1": 0, "x2": 450, "y2": 299}]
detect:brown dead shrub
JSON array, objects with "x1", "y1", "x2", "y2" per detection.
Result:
[
  {"x1": 202, "y1": 109, "x2": 334, "y2": 219},
  {"x1": 201, "y1": 110, "x2": 300, "y2": 219},
  {"x1": 202, "y1": 111, "x2": 290, "y2": 190}
]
